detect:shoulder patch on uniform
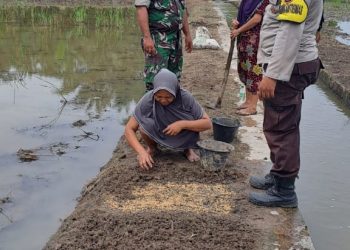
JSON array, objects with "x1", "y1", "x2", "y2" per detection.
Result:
[{"x1": 275, "y1": 0, "x2": 308, "y2": 23}]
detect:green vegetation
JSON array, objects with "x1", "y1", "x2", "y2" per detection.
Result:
[
  {"x1": 328, "y1": 19, "x2": 338, "y2": 28},
  {"x1": 73, "y1": 6, "x2": 87, "y2": 23},
  {"x1": 0, "y1": 5, "x2": 135, "y2": 27},
  {"x1": 323, "y1": 0, "x2": 350, "y2": 30},
  {"x1": 0, "y1": 21, "x2": 144, "y2": 112},
  {"x1": 0, "y1": 4, "x2": 142, "y2": 113},
  {"x1": 325, "y1": 0, "x2": 350, "y2": 9}
]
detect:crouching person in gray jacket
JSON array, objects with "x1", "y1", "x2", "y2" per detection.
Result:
[{"x1": 249, "y1": 0, "x2": 323, "y2": 208}]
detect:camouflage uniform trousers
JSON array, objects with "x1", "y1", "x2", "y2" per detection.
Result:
[{"x1": 143, "y1": 34, "x2": 183, "y2": 91}]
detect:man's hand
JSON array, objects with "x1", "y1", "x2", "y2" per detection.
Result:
[
  {"x1": 185, "y1": 35, "x2": 193, "y2": 53},
  {"x1": 143, "y1": 36, "x2": 156, "y2": 56},
  {"x1": 316, "y1": 31, "x2": 321, "y2": 43},
  {"x1": 231, "y1": 19, "x2": 239, "y2": 29},
  {"x1": 163, "y1": 121, "x2": 183, "y2": 136},
  {"x1": 258, "y1": 76, "x2": 277, "y2": 100},
  {"x1": 137, "y1": 151, "x2": 154, "y2": 170}
]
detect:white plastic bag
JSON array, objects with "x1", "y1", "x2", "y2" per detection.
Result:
[{"x1": 192, "y1": 26, "x2": 221, "y2": 50}]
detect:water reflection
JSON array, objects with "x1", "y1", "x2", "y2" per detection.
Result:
[
  {"x1": 298, "y1": 83, "x2": 350, "y2": 250},
  {"x1": 0, "y1": 14, "x2": 144, "y2": 250},
  {"x1": 213, "y1": 0, "x2": 238, "y2": 25},
  {"x1": 0, "y1": 23, "x2": 144, "y2": 113},
  {"x1": 336, "y1": 21, "x2": 350, "y2": 46}
]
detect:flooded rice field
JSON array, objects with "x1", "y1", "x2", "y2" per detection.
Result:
[
  {"x1": 0, "y1": 12, "x2": 144, "y2": 250},
  {"x1": 0, "y1": 2, "x2": 350, "y2": 250}
]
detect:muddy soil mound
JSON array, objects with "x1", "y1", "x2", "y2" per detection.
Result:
[
  {"x1": 318, "y1": 5, "x2": 350, "y2": 106},
  {"x1": 44, "y1": 138, "x2": 258, "y2": 249}
]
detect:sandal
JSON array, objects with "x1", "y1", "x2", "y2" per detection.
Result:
[{"x1": 235, "y1": 108, "x2": 257, "y2": 116}]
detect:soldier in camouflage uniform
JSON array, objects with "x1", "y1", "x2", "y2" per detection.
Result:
[{"x1": 135, "y1": 0, "x2": 192, "y2": 91}]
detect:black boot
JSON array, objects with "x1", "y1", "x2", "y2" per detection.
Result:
[
  {"x1": 249, "y1": 176, "x2": 298, "y2": 208},
  {"x1": 249, "y1": 173, "x2": 274, "y2": 190}
]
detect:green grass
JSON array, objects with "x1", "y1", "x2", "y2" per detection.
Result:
[
  {"x1": 0, "y1": 5, "x2": 135, "y2": 27},
  {"x1": 325, "y1": 0, "x2": 350, "y2": 9},
  {"x1": 328, "y1": 19, "x2": 338, "y2": 28},
  {"x1": 73, "y1": 6, "x2": 87, "y2": 23},
  {"x1": 94, "y1": 8, "x2": 135, "y2": 27}
]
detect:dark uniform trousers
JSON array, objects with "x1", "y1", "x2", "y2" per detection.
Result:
[{"x1": 263, "y1": 58, "x2": 323, "y2": 177}]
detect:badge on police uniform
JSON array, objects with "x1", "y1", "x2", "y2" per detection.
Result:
[{"x1": 272, "y1": 0, "x2": 309, "y2": 23}]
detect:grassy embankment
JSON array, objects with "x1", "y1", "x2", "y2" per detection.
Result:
[{"x1": 0, "y1": 4, "x2": 134, "y2": 27}]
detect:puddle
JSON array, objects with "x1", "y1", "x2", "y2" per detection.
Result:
[
  {"x1": 336, "y1": 21, "x2": 350, "y2": 45},
  {"x1": 0, "y1": 14, "x2": 144, "y2": 250}
]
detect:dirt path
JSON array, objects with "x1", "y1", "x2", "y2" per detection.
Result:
[
  {"x1": 318, "y1": 9, "x2": 350, "y2": 106},
  {"x1": 44, "y1": 0, "x2": 313, "y2": 249}
]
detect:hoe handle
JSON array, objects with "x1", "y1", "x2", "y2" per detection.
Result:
[{"x1": 215, "y1": 38, "x2": 235, "y2": 108}]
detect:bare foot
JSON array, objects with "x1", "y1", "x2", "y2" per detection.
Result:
[
  {"x1": 185, "y1": 149, "x2": 200, "y2": 162},
  {"x1": 237, "y1": 102, "x2": 249, "y2": 110},
  {"x1": 146, "y1": 146, "x2": 158, "y2": 157}
]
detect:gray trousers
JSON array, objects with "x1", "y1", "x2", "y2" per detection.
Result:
[{"x1": 263, "y1": 58, "x2": 323, "y2": 177}]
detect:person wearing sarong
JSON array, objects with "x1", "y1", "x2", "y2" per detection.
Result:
[
  {"x1": 230, "y1": 0, "x2": 269, "y2": 116},
  {"x1": 125, "y1": 69, "x2": 212, "y2": 170}
]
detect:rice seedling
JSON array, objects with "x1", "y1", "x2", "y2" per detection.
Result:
[{"x1": 0, "y1": 5, "x2": 135, "y2": 27}]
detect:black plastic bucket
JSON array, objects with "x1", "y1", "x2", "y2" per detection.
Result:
[
  {"x1": 197, "y1": 139, "x2": 234, "y2": 171},
  {"x1": 212, "y1": 117, "x2": 240, "y2": 143}
]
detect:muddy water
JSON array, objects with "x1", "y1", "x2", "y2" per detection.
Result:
[
  {"x1": 298, "y1": 83, "x2": 350, "y2": 250},
  {"x1": 336, "y1": 21, "x2": 350, "y2": 45},
  {"x1": 0, "y1": 20, "x2": 144, "y2": 249},
  {"x1": 215, "y1": 0, "x2": 237, "y2": 25}
]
